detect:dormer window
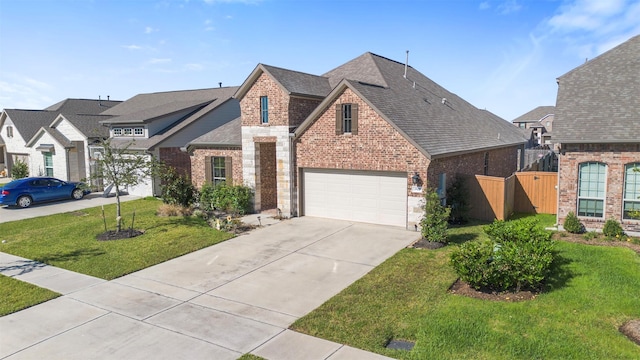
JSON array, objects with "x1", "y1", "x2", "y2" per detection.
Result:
[
  {"x1": 112, "y1": 127, "x2": 144, "y2": 137},
  {"x1": 124, "y1": 128, "x2": 133, "y2": 136},
  {"x1": 335, "y1": 103, "x2": 358, "y2": 135},
  {"x1": 134, "y1": 128, "x2": 144, "y2": 136},
  {"x1": 113, "y1": 128, "x2": 123, "y2": 136}
]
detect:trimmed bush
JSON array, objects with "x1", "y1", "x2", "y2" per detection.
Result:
[
  {"x1": 158, "y1": 166, "x2": 198, "y2": 208},
  {"x1": 11, "y1": 159, "x2": 29, "y2": 179},
  {"x1": 602, "y1": 218, "x2": 624, "y2": 238},
  {"x1": 421, "y1": 187, "x2": 451, "y2": 243},
  {"x1": 450, "y1": 218, "x2": 555, "y2": 292},
  {"x1": 199, "y1": 182, "x2": 253, "y2": 216},
  {"x1": 563, "y1": 211, "x2": 585, "y2": 234}
]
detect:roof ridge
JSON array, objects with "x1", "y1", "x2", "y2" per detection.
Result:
[
  {"x1": 136, "y1": 87, "x2": 239, "y2": 96},
  {"x1": 262, "y1": 64, "x2": 326, "y2": 79},
  {"x1": 558, "y1": 34, "x2": 640, "y2": 80}
]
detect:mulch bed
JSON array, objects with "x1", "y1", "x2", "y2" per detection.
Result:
[
  {"x1": 448, "y1": 279, "x2": 538, "y2": 301},
  {"x1": 410, "y1": 238, "x2": 446, "y2": 249},
  {"x1": 553, "y1": 232, "x2": 640, "y2": 254},
  {"x1": 620, "y1": 320, "x2": 640, "y2": 346},
  {"x1": 96, "y1": 229, "x2": 144, "y2": 241}
]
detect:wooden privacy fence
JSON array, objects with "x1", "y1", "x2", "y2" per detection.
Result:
[{"x1": 465, "y1": 172, "x2": 557, "y2": 222}]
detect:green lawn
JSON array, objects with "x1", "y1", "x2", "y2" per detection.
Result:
[
  {"x1": 0, "y1": 198, "x2": 233, "y2": 280},
  {"x1": 292, "y1": 220, "x2": 640, "y2": 359},
  {"x1": 0, "y1": 275, "x2": 60, "y2": 316}
]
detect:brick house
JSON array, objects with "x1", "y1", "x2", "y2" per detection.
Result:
[
  {"x1": 227, "y1": 52, "x2": 526, "y2": 228},
  {"x1": 512, "y1": 105, "x2": 555, "y2": 147},
  {"x1": 554, "y1": 35, "x2": 640, "y2": 234}
]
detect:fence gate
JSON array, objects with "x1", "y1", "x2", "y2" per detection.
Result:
[{"x1": 513, "y1": 172, "x2": 557, "y2": 214}]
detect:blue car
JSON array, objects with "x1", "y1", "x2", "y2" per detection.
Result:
[{"x1": 0, "y1": 177, "x2": 90, "y2": 208}]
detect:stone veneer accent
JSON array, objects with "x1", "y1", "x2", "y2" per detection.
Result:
[
  {"x1": 190, "y1": 147, "x2": 243, "y2": 189},
  {"x1": 557, "y1": 143, "x2": 640, "y2": 233}
]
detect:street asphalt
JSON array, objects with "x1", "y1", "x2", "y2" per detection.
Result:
[{"x1": 0, "y1": 213, "x2": 419, "y2": 359}]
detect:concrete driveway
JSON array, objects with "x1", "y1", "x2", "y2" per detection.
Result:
[
  {"x1": 0, "y1": 193, "x2": 140, "y2": 223},
  {"x1": 1, "y1": 217, "x2": 418, "y2": 359}
]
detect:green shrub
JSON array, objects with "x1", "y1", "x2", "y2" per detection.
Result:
[
  {"x1": 450, "y1": 218, "x2": 555, "y2": 292},
  {"x1": 583, "y1": 231, "x2": 599, "y2": 240},
  {"x1": 421, "y1": 187, "x2": 451, "y2": 243},
  {"x1": 11, "y1": 158, "x2": 29, "y2": 179},
  {"x1": 446, "y1": 175, "x2": 470, "y2": 224},
  {"x1": 200, "y1": 182, "x2": 253, "y2": 216},
  {"x1": 602, "y1": 218, "x2": 624, "y2": 238},
  {"x1": 563, "y1": 211, "x2": 585, "y2": 234},
  {"x1": 158, "y1": 167, "x2": 198, "y2": 207}
]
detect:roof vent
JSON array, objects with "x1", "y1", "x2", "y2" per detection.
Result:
[
  {"x1": 441, "y1": 98, "x2": 447, "y2": 105},
  {"x1": 219, "y1": 82, "x2": 222, "y2": 88},
  {"x1": 404, "y1": 50, "x2": 409, "y2": 79}
]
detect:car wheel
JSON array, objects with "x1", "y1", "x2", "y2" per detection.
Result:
[
  {"x1": 17, "y1": 195, "x2": 32, "y2": 208},
  {"x1": 72, "y1": 188, "x2": 85, "y2": 200}
]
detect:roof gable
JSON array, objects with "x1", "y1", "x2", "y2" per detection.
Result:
[
  {"x1": 323, "y1": 52, "x2": 389, "y2": 88},
  {"x1": 296, "y1": 52, "x2": 526, "y2": 158},
  {"x1": 234, "y1": 64, "x2": 331, "y2": 100},
  {"x1": 554, "y1": 35, "x2": 640, "y2": 143},
  {"x1": 513, "y1": 106, "x2": 555, "y2": 123},
  {"x1": 187, "y1": 117, "x2": 241, "y2": 149}
]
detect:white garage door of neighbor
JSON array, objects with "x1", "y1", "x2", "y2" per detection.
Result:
[{"x1": 303, "y1": 169, "x2": 407, "y2": 227}]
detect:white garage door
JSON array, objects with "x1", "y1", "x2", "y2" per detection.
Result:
[{"x1": 303, "y1": 169, "x2": 407, "y2": 227}]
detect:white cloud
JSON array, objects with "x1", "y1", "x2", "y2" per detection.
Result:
[
  {"x1": 144, "y1": 26, "x2": 158, "y2": 34},
  {"x1": 548, "y1": 0, "x2": 629, "y2": 32},
  {"x1": 204, "y1": 19, "x2": 215, "y2": 31},
  {"x1": 479, "y1": 2, "x2": 490, "y2": 10},
  {"x1": 0, "y1": 76, "x2": 55, "y2": 110},
  {"x1": 149, "y1": 58, "x2": 172, "y2": 64},
  {"x1": 123, "y1": 44, "x2": 142, "y2": 50},
  {"x1": 497, "y1": 0, "x2": 522, "y2": 14}
]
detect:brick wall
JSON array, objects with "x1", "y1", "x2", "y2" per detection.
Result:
[
  {"x1": 159, "y1": 147, "x2": 191, "y2": 177},
  {"x1": 240, "y1": 73, "x2": 290, "y2": 127},
  {"x1": 427, "y1": 146, "x2": 519, "y2": 188},
  {"x1": 295, "y1": 87, "x2": 430, "y2": 197},
  {"x1": 259, "y1": 142, "x2": 277, "y2": 209},
  {"x1": 190, "y1": 147, "x2": 243, "y2": 189},
  {"x1": 558, "y1": 143, "x2": 640, "y2": 233},
  {"x1": 289, "y1": 97, "x2": 322, "y2": 127}
]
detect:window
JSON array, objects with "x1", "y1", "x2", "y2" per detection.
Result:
[
  {"x1": 518, "y1": 123, "x2": 526, "y2": 129},
  {"x1": 43, "y1": 152, "x2": 54, "y2": 177},
  {"x1": 335, "y1": 103, "x2": 358, "y2": 134},
  {"x1": 577, "y1": 162, "x2": 606, "y2": 218},
  {"x1": 134, "y1": 127, "x2": 144, "y2": 136},
  {"x1": 342, "y1": 104, "x2": 352, "y2": 133},
  {"x1": 123, "y1": 128, "x2": 133, "y2": 136},
  {"x1": 212, "y1": 157, "x2": 226, "y2": 185},
  {"x1": 623, "y1": 163, "x2": 640, "y2": 219},
  {"x1": 205, "y1": 156, "x2": 232, "y2": 186},
  {"x1": 6, "y1": 125, "x2": 13, "y2": 138},
  {"x1": 260, "y1": 96, "x2": 269, "y2": 124},
  {"x1": 113, "y1": 128, "x2": 122, "y2": 136},
  {"x1": 483, "y1": 152, "x2": 489, "y2": 175}
]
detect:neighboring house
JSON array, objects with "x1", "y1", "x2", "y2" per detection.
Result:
[
  {"x1": 0, "y1": 99, "x2": 121, "y2": 180},
  {"x1": 223, "y1": 52, "x2": 526, "y2": 228},
  {"x1": 512, "y1": 106, "x2": 555, "y2": 147},
  {"x1": 100, "y1": 87, "x2": 240, "y2": 197},
  {"x1": 554, "y1": 35, "x2": 640, "y2": 234}
]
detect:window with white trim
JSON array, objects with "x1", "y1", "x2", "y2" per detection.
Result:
[
  {"x1": 123, "y1": 128, "x2": 133, "y2": 136},
  {"x1": 577, "y1": 162, "x2": 606, "y2": 218},
  {"x1": 212, "y1": 157, "x2": 226, "y2": 185},
  {"x1": 623, "y1": 163, "x2": 640, "y2": 220},
  {"x1": 134, "y1": 127, "x2": 144, "y2": 136},
  {"x1": 113, "y1": 128, "x2": 122, "y2": 136},
  {"x1": 6, "y1": 125, "x2": 13, "y2": 138},
  {"x1": 43, "y1": 152, "x2": 54, "y2": 177}
]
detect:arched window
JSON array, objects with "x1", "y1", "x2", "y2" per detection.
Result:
[
  {"x1": 623, "y1": 163, "x2": 640, "y2": 219},
  {"x1": 577, "y1": 162, "x2": 606, "y2": 218}
]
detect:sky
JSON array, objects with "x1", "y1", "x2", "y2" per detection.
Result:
[{"x1": 0, "y1": 0, "x2": 638, "y2": 121}]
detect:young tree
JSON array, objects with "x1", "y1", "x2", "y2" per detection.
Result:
[
  {"x1": 421, "y1": 187, "x2": 451, "y2": 243},
  {"x1": 91, "y1": 139, "x2": 153, "y2": 232},
  {"x1": 11, "y1": 158, "x2": 29, "y2": 179}
]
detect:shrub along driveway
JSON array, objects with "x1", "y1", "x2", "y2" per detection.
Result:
[{"x1": 0, "y1": 217, "x2": 418, "y2": 359}]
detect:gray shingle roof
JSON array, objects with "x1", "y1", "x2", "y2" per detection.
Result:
[
  {"x1": 188, "y1": 117, "x2": 241, "y2": 147},
  {"x1": 26, "y1": 127, "x2": 74, "y2": 148},
  {"x1": 106, "y1": 87, "x2": 239, "y2": 151},
  {"x1": 44, "y1": 98, "x2": 121, "y2": 114},
  {"x1": 101, "y1": 88, "x2": 235, "y2": 118},
  {"x1": 554, "y1": 35, "x2": 640, "y2": 144},
  {"x1": 512, "y1": 106, "x2": 555, "y2": 123},
  {"x1": 297, "y1": 53, "x2": 526, "y2": 158},
  {"x1": 60, "y1": 114, "x2": 112, "y2": 138},
  {"x1": 3, "y1": 110, "x2": 58, "y2": 142},
  {"x1": 261, "y1": 65, "x2": 331, "y2": 98}
]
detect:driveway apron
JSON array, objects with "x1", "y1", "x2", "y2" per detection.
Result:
[{"x1": 1, "y1": 217, "x2": 418, "y2": 359}]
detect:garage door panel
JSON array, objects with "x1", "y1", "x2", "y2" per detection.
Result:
[{"x1": 303, "y1": 169, "x2": 407, "y2": 227}]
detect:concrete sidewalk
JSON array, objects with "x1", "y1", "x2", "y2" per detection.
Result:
[{"x1": 0, "y1": 217, "x2": 417, "y2": 359}]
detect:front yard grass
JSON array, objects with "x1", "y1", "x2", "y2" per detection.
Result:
[
  {"x1": 0, "y1": 275, "x2": 60, "y2": 316},
  {"x1": 0, "y1": 198, "x2": 233, "y2": 280},
  {"x1": 292, "y1": 220, "x2": 640, "y2": 359}
]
